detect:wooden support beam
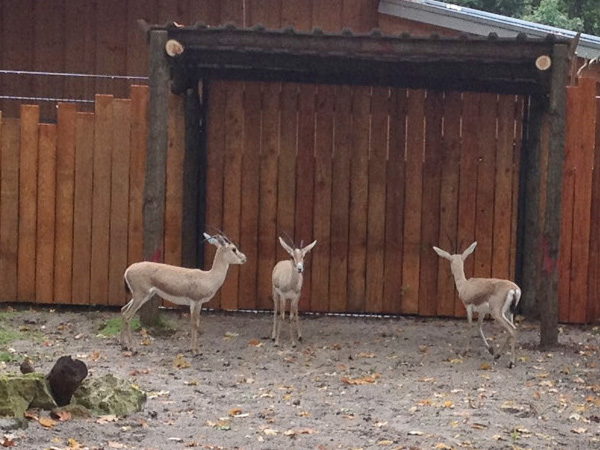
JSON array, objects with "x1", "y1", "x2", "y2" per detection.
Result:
[
  {"x1": 181, "y1": 84, "x2": 203, "y2": 269},
  {"x1": 539, "y1": 43, "x2": 569, "y2": 349},
  {"x1": 140, "y1": 29, "x2": 169, "y2": 326}
]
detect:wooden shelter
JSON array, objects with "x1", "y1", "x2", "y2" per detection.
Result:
[{"x1": 141, "y1": 22, "x2": 570, "y2": 346}]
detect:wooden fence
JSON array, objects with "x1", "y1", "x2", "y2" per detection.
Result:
[
  {"x1": 559, "y1": 78, "x2": 600, "y2": 323},
  {"x1": 203, "y1": 81, "x2": 524, "y2": 316},
  {"x1": 1, "y1": 78, "x2": 600, "y2": 323}
]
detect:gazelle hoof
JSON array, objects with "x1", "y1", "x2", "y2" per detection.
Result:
[
  {"x1": 507, "y1": 361, "x2": 515, "y2": 369},
  {"x1": 487, "y1": 347, "x2": 495, "y2": 356},
  {"x1": 298, "y1": 336, "x2": 303, "y2": 342},
  {"x1": 493, "y1": 353, "x2": 501, "y2": 360}
]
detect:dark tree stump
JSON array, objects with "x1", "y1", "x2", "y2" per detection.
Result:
[{"x1": 46, "y1": 356, "x2": 88, "y2": 407}]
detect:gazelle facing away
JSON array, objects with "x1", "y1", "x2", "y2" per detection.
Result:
[
  {"x1": 121, "y1": 233, "x2": 246, "y2": 354},
  {"x1": 433, "y1": 242, "x2": 521, "y2": 368},
  {"x1": 272, "y1": 237, "x2": 317, "y2": 347}
]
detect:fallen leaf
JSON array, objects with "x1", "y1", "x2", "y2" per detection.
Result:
[
  {"x1": 407, "y1": 431, "x2": 424, "y2": 436},
  {"x1": 263, "y1": 428, "x2": 278, "y2": 436},
  {"x1": 479, "y1": 363, "x2": 492, "y2": 371},
  {"x1": 378, "y1": 440, "x2": 394, "y2": 445},
  {"x1": 38, "y1": 417, "x2": 56, "y2": 428},
  {"x1": 356, "y1": 352, "x2": 376, "y2": 358},
  {"x1": 50, "y1": 410, "x2": 72, "y2": 422},
  {"x1": 436, "y1": 444, "x2": 453, "y2": 449},
  {"x1": 229, "y1": 408, "x2": 243, "y2": 417},
  {"x1": 68, "y1": 438, "x2": 84, "y2": 449},
  {"x1": 24, "y1": 410, "x2": 39, "y2": 421},
  {"x1": 130, "y1": 368, "x2": 150, "y2": 376},
  {"x1": 97, "y1": 415, "x2": 119, "y2": 424},
  {"x1": 174, "y1": 354, "x2": 191, "y2": 369},
  {"x1": 1, "y1": 434, "x2": 17, "y2": 448},
  {"x1": 571, "y1": 427, "x2": 587, "y2": 434},
  {"x1": 107, "y1": 442, "x2": 127, "y2": 449},
  {"x1": 249, "y1": 339, "x2": 263, "y2": 347},
  {"x1": 341, "y1": 373, "x2": 381, "y2": 385},
  {"x1": 225, "y1": 331, "x2": 239, "y2": 338}
]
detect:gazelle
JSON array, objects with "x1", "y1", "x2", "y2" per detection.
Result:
[
  {"x1": 271, "y1": 237, "x2": 317, "y2": 347},
  {"x1": 433, "y1": 242, "x2": 521, "y2": 368},
  {"x1": 120, "y1": 233, "x2": 246, "y2": 354}
]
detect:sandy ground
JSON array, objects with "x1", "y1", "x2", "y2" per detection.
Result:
[{"x1": 1, "y1": 305, "x2": 599, "y2": 450}]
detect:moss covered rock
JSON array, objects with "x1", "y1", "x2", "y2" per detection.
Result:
[
  {"x1": 0, "y1": 373, "x2": 57, "y2": 417},
  {"x1": 72, "y1": 374, "x2": 146, "y2": 416}
]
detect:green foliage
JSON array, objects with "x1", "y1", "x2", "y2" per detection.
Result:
[
  {"x1": 99, "y1": 317, "x2": 141, "y2": 336},
  {"x1": 450, "y1": 0, "x2": 599, "y2": 35},
  {"x1": 0, "y1": 312, "x2": 23, "y2": 346},
  {"x1": 523, "y1": 0, "x2": 584, "y2": 31},
  {"x1": 0, "y1": 352, "x2": 16, "y2": 363}
]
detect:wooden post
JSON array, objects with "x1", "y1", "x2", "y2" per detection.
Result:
[
  {"x1": 539, "y1": 43, "x2": 569, "y2": 349},
  {"x1": 140, "y1": 29, "x2": 170, "y2": 326},
  {"x1": 517, "y1": 95, "x2": 543, "y2": 318},
  {"x1": 181, "y1": 83, "x2": 204, "y2": 268}
]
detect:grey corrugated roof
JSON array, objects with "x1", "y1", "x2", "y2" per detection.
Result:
[{"x1": 379, "y1": 0, "x2": 600, "y2": 59}]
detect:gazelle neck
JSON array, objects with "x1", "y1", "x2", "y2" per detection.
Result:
[
  {"x1": 208, "y1": 247, "x2": 230, "y2": 282},
  {"x1": 451, "y1": 262, "x2": 468, "y2": 292}
]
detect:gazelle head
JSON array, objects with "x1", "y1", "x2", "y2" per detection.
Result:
[
  {"x1": 278, "y1": 237, "x2": 317, "y2": 273},
  {"x1": 433, "y1": 241, "x2": 477, "y2": 277},
  {"x1": 203, "y1": 232, "x2": 247, "y2": 265}
]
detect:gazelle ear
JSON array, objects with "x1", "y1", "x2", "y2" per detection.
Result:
[
  {"x1": 433, "y1": 246, "x2": 452, "y2": 260},
  {"x1": 203, "y1": 232, "x2": 219, "y2": 246},
  {"x1": 278, "y1": 236, "x2": 294, "y2": 255},
  {"x1": 462, "y1": 241, "x2": 477, "y2": 260},
  {"x1": 301, "y1": 240, "x2": 317, "y2": 256}
]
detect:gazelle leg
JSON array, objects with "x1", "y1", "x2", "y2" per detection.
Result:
[
  {"x1": 189, "y1": 302, "x2": 202, "y2": 354},
  {"x1": 290, "y1": 298, "x2": 300, "y2": 347},
  {"x1": 120, "y1": 292, "x2": 153, "y2": 352},
  {"x1": 462, "y1": 304, "x2": 474, "y2": 355},
  {"x1": 478, "y1": 312, "x2": 494, "y2": 356},
  {"x1": 491, "y1": 310, "x2": 517, "y2": 368},
  {"x1": 271, "y1": 291, "x2": 279, "y2": 341},
  {"x1": 275, "y1": 296, "x2": 286, "y2": 347},
  {"x1": 293, "y1": 298, "x2": 302, "y2": 343}
]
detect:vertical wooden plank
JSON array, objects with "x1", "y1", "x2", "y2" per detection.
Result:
[
  {"x1": 157, "y1": 0, "x2": 188, "y2": 23},
  {"x1": 401, "y1": 89, "x2": 425, "y2": 315},
  {"x1": 456, "y1": 92, "x2": 480, "y2": 316},
  {"x1": 347, "y1": 86, "x2": 370, "y2": 313},
  {"x1": 189, "y1": 0, "x2": 222, "y2": 26},
  {"x1": 164, "y1": 94, "x2": 185, "y2": 267},
  {"x1": 493, "y1": 95, "x2": 517, "y2": 280},
  {"x1": 90, "y1": 95, "x2": 114, "y2": 305},
  {"x1": 342, "y1": 0, "x2": 378, "y2": 33},
  {"x1": 17, "y1": 105, "x2": 39, "y2": 302},
  {"x1": 54, "y1": 104, "x2": 77, "y2": 304},
  {"x1": 1, "y1": 0, "x2": 34, "y2": 118},
  {"x1": 510, "y1": 96, "x2": 524, "y2": 282},
  {"x1": 365, "y1": 87, "x2": 388, "y2": 313},
  {"x1": 329, "y1": 86, "x2": 352, "y2": 313},
  {"x1": 96, "y1": 0, "x2": 128, "y2": 96},
  {"x1": 257, "y1": 83, "x2": 281, "y2": 310},
  {"x1": 277, "y1": 83, "x2": 298, "y2": 260},
  {"x1": 247, "y1": 0, "x2": 282, "y2": 28},
  {"x1": 221, "y1": 82, "x2": 244, "y2": 310},
  {"x1": 0, "y1": 117, "x2": 20, "y2": 301},
  {"x1": 205, "y1": 82, "x2": 226, "y2": 309},
  {"x1": 587, "y1": 96, "x2": 600, "y2": 322},
  {"x1": 312, "y1": 0, "x2": 343, "y2": 32},
  {"x1": 383, "y1": 88, "x2": 406, "y2": 314},
  {"x1": 108, "y1": 99, "x2": 132, "y2": 306},
  {"x1": 238, "y1": 82, "x2": 262, "y2": 310},
  {"x1": 64, "y1": 0, "x2": 97, "y2": 113},
  {"x1": 569, "y1": 78, "x2": 596, "y2": 323},
  {"x1": 559, "y1": 87, "x2": 578, "y2": 322},
  {"x1": 220, "y1": 0, "x2": 245, "y2": 25},
  {"x1": 436, "y1": 92, "x2": 461, "y2": 317},
  {"x1": 419, "y1": 91, "x2": 443, "y2": 316},
  {"x1": 128, "y1": 85, "x2": 149, "y2": 266},
  {"x1": 281, "y1": 0, "x2": 313, "y2": 30},
  {"x1": 72, "y1": 113, "x2": 95, "y2": 304},
  {"x1": 474, "y1": 94, "x2": 497, "y2": 279},
  {"x1": 33, "y1": 0, "x2": 65, "y2": 120},
  {"x1": 127, "y1": 0, "x2": 158, "y2": 77},
  {"x1": 311, "y1": 85, "x2": 334, "y2": 312},
  {"x1": 295, "y1": 84, "x2": 316, "y2": 311},
  {"x1": 36, "y1": 124, "x2": 57, "y2": 304}
]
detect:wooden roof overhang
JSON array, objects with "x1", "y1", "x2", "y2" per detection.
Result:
[{"x1": 148, "y1": 22, "x2": 571, "y2": 96}]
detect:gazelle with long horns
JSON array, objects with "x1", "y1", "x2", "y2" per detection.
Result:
[
  {"x1": 433, "y1": 242, "x2": 521, "y2": 368},
  {"x1": 120, "y1": 233, "x2": 246, "y2": 354},
  {"x1": 271, "y1": 237, "x2": 317, "y2": 347}
]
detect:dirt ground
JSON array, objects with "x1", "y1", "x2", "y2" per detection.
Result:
[{"x1": 1, "y1": 305, "x2": 599, "y2": 450}]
